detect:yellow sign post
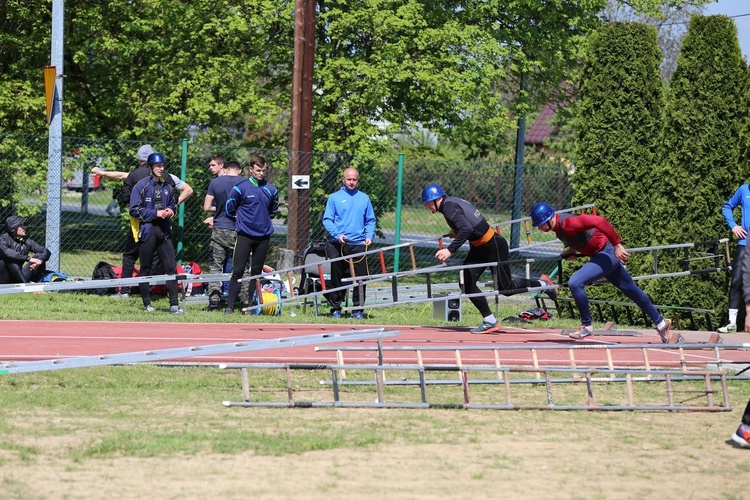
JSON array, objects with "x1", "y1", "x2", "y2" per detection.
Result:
[{"x1": 44, "y1": 65, "x2": 56, "y2": 125}]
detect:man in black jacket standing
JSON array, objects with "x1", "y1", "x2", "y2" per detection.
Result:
[
  {"x1": 0, "y1": 215, "x2": 51, "y2": 283},
  {"x1": 115, "y1": 145, "x2": 177, "y2": 297}
]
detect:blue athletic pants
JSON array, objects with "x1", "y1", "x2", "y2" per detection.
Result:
[{"x1": 568, "y1": 243, "x2": 662, "y2": 328}]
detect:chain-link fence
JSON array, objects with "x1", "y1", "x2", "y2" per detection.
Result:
[{"x1": 0, "y1": 133, "x2": 572, "y2": 282}]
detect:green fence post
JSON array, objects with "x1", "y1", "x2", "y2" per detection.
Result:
[
  {"x1": 394, "y1": 153, "x2": 405, "y2": 277},
  {"x1": 176, "y1": 138, "x2": 188, "y2": 263}
]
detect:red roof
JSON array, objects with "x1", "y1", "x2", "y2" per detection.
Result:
[{"x1": 525, "y1": 105, "x2": 558, "y2": 146}]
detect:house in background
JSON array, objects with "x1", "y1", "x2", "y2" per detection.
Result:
[
  {"x1": 524, "y1": 104, "x2": 559, "y2": 156},
  {"x1": 523, "y1": 103, "x2": 574, "y2": 169}
]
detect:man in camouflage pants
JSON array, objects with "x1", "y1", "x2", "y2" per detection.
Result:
[{"x1": 203, "y1": 161, "x2": 249, "y2": 310}]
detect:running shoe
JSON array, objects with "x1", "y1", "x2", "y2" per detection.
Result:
[
  {"x1": 144, "y1": 305, "x2": 155, "y2": 313},
  {"x1": 332, "y1": 310, "x2": 342, "y2": 319},
  {"x1": 657, "y1": 320, "x2": 672, "y2": 344},
  {"x1": 732, "y1": 424, "x2": 750, "y2": 448},
  {"x1": 540, "y1": 274, "x2": 558, "y2": 301},
  {"x1": 718, "y1": 323, "x2": 737, "y2": 333},
  {"x1": 470, "y1": 321, "x2": 500, "y2": 334},
  {"x1": 351, "y1": 311, "x2": 365, "y2": 320},
  {"x1": 568, "y1": 325, "x2": 593, "y2": 339},
  {"x1": 170, "y1": 306, "x2": 185, "y2": 315}
]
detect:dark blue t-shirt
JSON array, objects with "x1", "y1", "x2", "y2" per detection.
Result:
[{"x1": 207, "y1": 175, "x2": 244, "y2": 230}]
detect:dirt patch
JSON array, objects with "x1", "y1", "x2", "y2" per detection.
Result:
[{"x1": 1, "y1": 409, "x2": 747, "y2": 499}]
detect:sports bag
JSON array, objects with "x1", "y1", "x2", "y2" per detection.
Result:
[
  {"x1": 518, "y1": 307, "x2": 552, "y2": 321},
  {"x1": 90, "y1": 261, "x2": 117, "y2": 295}
]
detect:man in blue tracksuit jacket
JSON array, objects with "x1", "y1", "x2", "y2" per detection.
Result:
[
  {"x1": 224, "y1": 169, "x2": 277, "y2": 315},
  {"x1": 721, "y1": 183, "x2": 750, "y2": 332},
  {"x1": 129, "y1": 153, "x2": 182, "y2": 314},
  {"x1": 322, "y1": 168, "x2": 376, "y2": 319}
]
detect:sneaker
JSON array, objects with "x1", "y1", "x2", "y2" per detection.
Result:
[
  {"x1": 351, "y1": 311, "x2": 365, "y2": 320},
  {"x1": 718, "y1": 323, "x2": 737, "y2": 334},
  {"x1": 115, "y1": 292, "x2": 129, "y2": 299},
  {"x1": 540, "y1": 274, "x2": 558, "y2": 301},
  {"x1": 203, "y1": 304, "x2": 220, "y2": 312},
  {"x1": 170, "y1": 306, "x2": 185, "y2": 315},
  {"x1": 144, "y1": 305, "x2": 155, "y2": 313},
  {"x1": 569, "y1": 325, "x2": 593, "y2": 339},
  {"x1": 470, "y1": 321, "x2": 500, "y2": 334},
  {"x1": 657, "y1": 320, "x2": 672, "y2": 344},
  {"x1": 332, "y1": 310, "x2": 342, "y2": 319},
  {"x1": 224, "y1": 308, "x2": 234, "y2": 315},
  {"x1": 732, "y1": 424, "x2": 750, "y2": 448}
]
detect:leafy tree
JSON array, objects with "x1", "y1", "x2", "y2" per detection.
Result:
[
  {"x1": 0, "y1": 0, "x2": 293, "y2": 145},
  {"x1": 648, "y1": 14, "x2": 749, "y2": 316},
  {"x1": 0, "y1": 0, "x2": 714, "y2": 150}
]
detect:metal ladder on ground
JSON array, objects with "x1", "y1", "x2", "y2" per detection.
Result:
[
  {"x1": 315, "y1": 341, "x2": 750, "y2": 378},
  {"x1": 220, "y1": 361, "x2": 732, "y2": 412}
]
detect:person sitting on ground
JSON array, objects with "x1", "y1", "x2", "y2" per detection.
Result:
[{"x1": 0, "y1": 215, "x2": 51, "y2": 284}]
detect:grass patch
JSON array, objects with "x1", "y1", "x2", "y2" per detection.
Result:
[{"x1": 3, "y1": 365, "x2": 746, "y2": 463}]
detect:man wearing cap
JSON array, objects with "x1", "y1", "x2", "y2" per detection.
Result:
[
  {"x1": 0, "y1": 215, "x2": 51, "y2": 284},
  {"x1": 92, "y1": 145, "x2": 186, "y2": 297},
  {"x1": 130, "y1": 152, "x2": 183, "y2": 314}
]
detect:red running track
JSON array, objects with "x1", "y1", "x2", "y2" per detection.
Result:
[{"x1": 1, "y1": 320, "x2": 749, "y2": 369}]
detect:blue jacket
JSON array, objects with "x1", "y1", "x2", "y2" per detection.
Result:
[
  {"x1": 226, "y1": 179, "x2": 274, "y2": 238},
  {"x1": 129, "y1": 175, "x2": 178, "y2": 243},
  {"x1": 249, "y1": 177, "x2": 280, "y2": 217},
  {"x1": 323, "y1": 186, "x2": 376, "y2": 245},
  {"x1": 722, "y1": 184, "x2": 750, "y2": 246}
]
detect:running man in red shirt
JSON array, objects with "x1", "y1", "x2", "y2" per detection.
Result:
[{"x1": 530, "y1": 202, "x2": 671, "y2": 343}]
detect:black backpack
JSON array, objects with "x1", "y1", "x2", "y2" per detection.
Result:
[{"x1": 91, "y1": 261, "x2": 117, "y2": 295}]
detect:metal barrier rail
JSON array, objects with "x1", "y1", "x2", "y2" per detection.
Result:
[
  {"x1": 0, "y1": 328, "x2": 400, "y2": 375},
  {"x1": 220, "y1": 361, "x2": 731, "y2": 412}
]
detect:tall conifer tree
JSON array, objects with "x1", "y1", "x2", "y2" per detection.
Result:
[
  {"x1": 575, "y1": 22, "x2": 664, "y2": 247},
  {"x1": 649, "y1": 15, "x2": 749, "y2": 316}
]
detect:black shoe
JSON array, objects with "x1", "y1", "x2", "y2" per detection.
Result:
[{"x1": 204, "y1": 304, "x2": 220, "y2": 312}]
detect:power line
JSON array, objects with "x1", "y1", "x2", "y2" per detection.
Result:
[{"x1": 657, "y1": 11, "x2": 750, "y2": 27}]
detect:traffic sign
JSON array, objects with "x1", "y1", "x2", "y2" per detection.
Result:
[{"x1": 292, "y1": 175, "x2": 310, "y2": 189}]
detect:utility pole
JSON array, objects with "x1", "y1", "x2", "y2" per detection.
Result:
[
  {"x1": 287, "y1": 0, "x2": 316, "y2": 263},
  {"x1": 46, "y1": 0, "x2": 65, "y2": 272}
]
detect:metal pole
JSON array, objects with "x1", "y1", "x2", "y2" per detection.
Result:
[
  {"x1": 46, "y1": 0, "x2": 65, "y2": 272},
  {"x1": 510, "y1": 123, "x2": 526, "y2": 248},
  {"x1": 176, "y1": 138, "x2": 188, "y2": 263},
  {"x1": 393, "y1": 153, "x2": 405, "y2": 276}
]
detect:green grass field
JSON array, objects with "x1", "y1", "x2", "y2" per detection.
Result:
[{"x1": 0, "y1": 288, "x2": 747, "y2": 498}]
